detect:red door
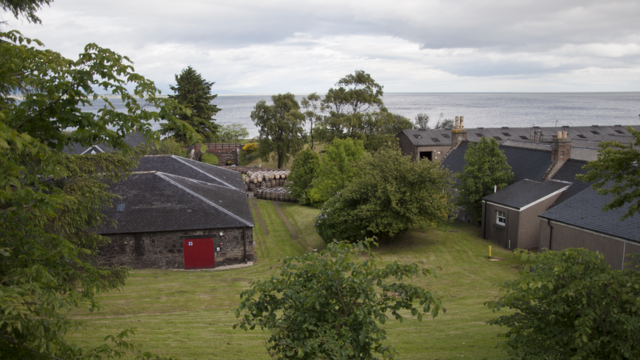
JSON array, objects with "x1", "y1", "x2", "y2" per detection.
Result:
[{"x1": 183, "y1": 238, "x2": 215, "y2": 269}]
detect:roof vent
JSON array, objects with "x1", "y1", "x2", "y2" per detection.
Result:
[
  {"x1": 501, "y1": 126, "x2": 509, "y2": 129},
  {"x1": 562, "y1": 125, "x2": 570, "y2": 128},
  {"x1": 614, "y1": 124, "x2": 622, "y2": 127},
  {"x1": 116, "y1": 204, "x2": 125, "y2": 211},
  {"x1": 418, "y1": 128, "x2": 427, "y2": 131}
]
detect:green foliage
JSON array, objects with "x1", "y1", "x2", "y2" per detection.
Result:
[
  {"x1": 435, "y1": 119, "x2": 454, "y2": 130},
  {"x1": 308, "y1": 137, "x2": 365, "y2": 207},
  {"x1": 200, "y1": 153, "x2": 219, "y2": 166},
  {"x1": 486, "y1": 248, "x2": 640, "y2": 359},
  {"x1": 0, "y1": 0, "x2": 52, "y2": 24},
  {"x1": 235, "y1": 240, "x2": 445, "y2": 360},
  {"x1": 251, "y1": 93, "x2": 306, "y2": 169},
  {"x1": 364, "y1": 134, "x2": 399, "y2": 153},
  {"x1": 286, "y1": 149, "x2": 320, "y2": 205},
  {"x1": 0, "y1": 28, "x2": 193, "y2": 360},
  {"x1": 315, "y1": 147, "x2": 454, "y2": 243},
  {"x1": 160, "y1": 66, "x2": 220, "y2": 143},
  {"x1": 413, "y1": 113, "x2": 430, "y2": 129},
  {"x1": 218, "y1": 123, "x2": 249, "y2": 143},
  {"x1": 134, "y1": 137, "x2": 185, "y2": 156},
  {"x1": 320, "y1": 70, "x2": 390, "y2": 141},
  {"x1": 456, "y1": 137, "x2": 514, "y2": 223},
  {"x1": 385, "y1": 114, "x2": 413, "y2": 135},
  {"x1": 577, "y1": 127, "x2": 640, "y2": 220},
  {"x1": 300, "y1": 92, "x2": 324, "y2": 150}
]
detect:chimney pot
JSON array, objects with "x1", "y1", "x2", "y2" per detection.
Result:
[
  {"x1": 563, "y1": 131, "x2": 568, "y2": 139},
  {"x1": 557, "y1": 131, "x2": 562, "y2": 138},
  {"x1": 460, "y1": 116, "x2": 464, "y2": 129},
  {"x1": 455, "y1": 116, "x2": 460, "y2": 129}
]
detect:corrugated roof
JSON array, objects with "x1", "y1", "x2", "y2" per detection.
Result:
[
  {"x1": 540, "y1": 186, "x2": 640, "y2": 243},
  {"x1": 98, "y1": 172, "x2": 253, "y2": 235},
  {"x1": 483, "y1": 179, "x2": 570, "y2": 209}
]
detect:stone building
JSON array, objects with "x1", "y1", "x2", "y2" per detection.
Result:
[{"x1": 97, "y1": 156, "x2": 254, "y2": 269}]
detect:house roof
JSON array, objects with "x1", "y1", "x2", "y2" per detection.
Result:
[
  {"x1": 63, "y1": 132, "x2": 147, "y2": 155},
  {"x1": 548, "y1": 159, "x2": 592, "y2": 207},
  {"x1": 483, "y1": 179, "x2": 570, "y2": 210},
  {"x1": 136, "y1": 155, "x2": 245, "y2": 192},
  {"x1": 398, "y1": 129, "x2": 455, "y2": 146},
  {"x1": 539, "y1": 186, "x2": 640, "y2": 243},
  {"x1": 98, "y1": 172, "x2": 253, "y2": 235},
  {"x1": 442, "y1": 141, "x2": 553, "y2": 183}
]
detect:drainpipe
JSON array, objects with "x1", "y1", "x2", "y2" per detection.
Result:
[
  {"x1": 243, "y1": 227, "x2": 247, "y2": 263},
  {"x1": 547, "y1": 219, "x2": 554, "y2": 251}
]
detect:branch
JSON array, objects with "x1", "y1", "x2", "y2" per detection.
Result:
[
  {"x1": 3, "y1": 336, "x2": 66, "y2": 360},
  {"x1": 15, "y1": 88, "x2": 70, "y2": 131}
]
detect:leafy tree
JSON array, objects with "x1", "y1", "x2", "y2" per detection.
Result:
[
  {"x1": 134, "y1": 137, "x2": 185, "y2": 156},
  {"x1": 235, "y1": 240, "x2": 445, "y2": 360},
  {"x1": 385, "y1": 113, "x2": 413, "y2": 135},
  {"x1": 251, "y1": 93, "x2": 305, "y2": 169},
  {"x1": 486, "y1": 248, "x2": 640, "y2": 359},
  {"x1": 577, "y1": 127, "x2": 640, "y2": 220},
  {"x1": 315, "y1": 147, "x2": 454, "y2": 243},
  {"x1": 286, "y1": 149, "x2": 320, "y2": 205},
  {"x1": 363, "y1": 134, "x2": 398, "y2": 153},
  {"x1": 160, "y1": 66, "x2": 220, "y2": 143},
  {"x1": 1, "y1": 0, "x2": 52, "y2": 24},
  {"x1": 218, "y1": 123, "x2": 249, "y2": 143},
  {"x1": 1, "y1": 27, "x2": 197, "y2": 359},
  {"x1": 456, "y1": 137, "x2": 514, "y2": 223},
  {"x1": 320, "y1": 70, "x2": 390, "y2": 140},
  {"x1": 414, "y1": 113, "x2": 430, "y2": 129},
  {"x1": 300, "y1": 92, "x2": 324, "y2": 150},
  {"x1": 308, "y1": 137, "x2": 365, "y2": 206},
  {"x1": 435, "y1": 119, "x2": 454, "y2": 130}
]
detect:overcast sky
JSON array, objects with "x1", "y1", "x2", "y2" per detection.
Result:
[{"x1": 4, "y1": 0, "x2": 640, "y2": 94}]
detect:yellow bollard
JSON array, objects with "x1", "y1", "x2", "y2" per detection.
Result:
[{"x1": 489, "y1": 246, "x2": 492, "y2": 259}]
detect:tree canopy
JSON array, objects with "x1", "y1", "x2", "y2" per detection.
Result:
[
  {"x1": 1, "y1": 0, "x2": 52, "y2": 23},
  {"x1": 251, "y1": 93, "x2": 305, "y2": 169},
  {"x1": 1, "y1": 26, "x2": 197, "y2": 360},
  {"x1": 456, "y1": 137, "x2": 514, "y2": 223},
  {"x1": 578, "y1": 127, "x2": 640, "y2": 220},
  {"x1": 315, "y1": 147, "x2": 454, "y2": 243},
  {"x1": 235, "y1": 240, "x2": 445, "y2": 360},
  {"x1": 486, "y1": 249, "x2": 640, "y2": 359},
  {"x1": 286, "y1": 149, "x2": 320, "y2": 205},
  {"x1": 160, "y1": 66, "x2": 220, "y2": 143},
  {"x1": 300, "y1": 92, "x2": 324, "y2": 150}
]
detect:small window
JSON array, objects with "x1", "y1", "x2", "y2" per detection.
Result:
[
  {"x1": 493, "y1": 136, "x2": 502, "y2": 140},
  {"x1": 615, "y1": 130, "x2": 625, "y2": 134},
  {"x1": 441, "y1": 134, "x2": 451, "y2": 139},
  {"x1": 431, "y1": 138, "x2": 441, "y2": 143},
  {"x1": 502, "y1": 132, "x2": 511, "y2": 137},
  {"x1": 413, "y1": 134, "x2": 422, "y2": 139},
  {"x1": 117, "y1": 203, "x2": 125, "y2": 211},
  {"x1": 591, "y1": 131, "x2": 600, "y2": 135},
  {"x1": 519, "y1": 135, "x2": 528, "y2": 140},
  {"x1": 577, "y1": 134, "x2": 586, "y2": 139},
  {"x1": 496, "y1": 210, "x2": 506, "y2": 226}
]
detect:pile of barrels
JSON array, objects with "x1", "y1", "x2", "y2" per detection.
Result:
[
  {"x1": 254, "y1": 187, "x2": 296, "y2": 202},
  {"x1": 244, "y1": 170, "x2": 290, "y2": 192}
]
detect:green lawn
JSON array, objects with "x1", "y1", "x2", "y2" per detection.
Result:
[
  {"x1": 244, "y1": 143, "x2": 328, "y2": 169},
  {"x1": 67, "y1": 201, "x2": 524, "y2": 359}
]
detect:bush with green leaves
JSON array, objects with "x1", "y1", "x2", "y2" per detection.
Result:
[
  {"x1": 308, "y1": 137, "x2": 365, "y2": 207},
  {"x1": 235, "y1": 240, "x2": 445, "y2": 360},
  {"x1": 200, "y1": 153, "x2": 219, "y2": 166},
  {"x1": 486, "y1": 248, "x2": 640, "y2": 359},
  {"x1": 315, "y1": 147, "x2": 454, "y2": 243},
  {"x1": 134, "y1": 137, "x2": 185, "y2": 156},
  {"x1": 286, "y1": 149, "x2": 320, "y2": 205}
]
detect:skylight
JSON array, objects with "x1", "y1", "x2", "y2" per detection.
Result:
[
  {"x1": 117, "y1": 204, "x2": 125, "y2": 211},
  {"x1": 431, "y1": 138, "x2": 441, "y2": 143}
]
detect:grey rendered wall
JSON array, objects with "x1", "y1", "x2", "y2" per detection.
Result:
[
  {"x1": 398, "y1": 133, "x2": 415, "y2": 159},
  {"x1": 483, "y1": 203, "x2": 519, "y2": 250},
  {"x1": 538, "y1": 220, "x2": 638, "y2": 270},
  {"x1": 99, "y1": 227, "x2": 254, "y2": 269},
  {"x1": 516, "y1": 192, "x2": 564, "y2": 249}
]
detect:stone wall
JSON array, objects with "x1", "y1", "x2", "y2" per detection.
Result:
[
  {"x1": 184, "y1": 143, "x2": 241, "y2": 165},
  {"x1": 98, "y1": 227, "x2": 254, "y2": 269}
]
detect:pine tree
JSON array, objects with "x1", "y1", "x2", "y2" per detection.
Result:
[{"x1": 161, "y1": 66, "x2": 220, "y2": 143}]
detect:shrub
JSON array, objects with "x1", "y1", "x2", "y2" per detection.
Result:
[
  {"x1": 243, "y1": 142, "x2": 257, "y2": 152},
  {"x1": 201, "y1": 153, "x2": 219, "y2": 166},
  {"x1": 286, "y1": 149, "x2": 320, "y2": 205}
]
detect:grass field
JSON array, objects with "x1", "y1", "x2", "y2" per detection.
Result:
[
  {"x1": 68, "y1": 200, "x2": 525, "y2": 359},
  {"x1": 243, "y1": 143, "x2": 327, "y2": 169}
]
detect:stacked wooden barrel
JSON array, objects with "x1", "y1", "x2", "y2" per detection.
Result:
[
  {"x1": 254, "y1": 187, "x2": 296, "y2": 202},
  {"x1": 243, "y1": 170, "x2": 290, "y2": 191}
]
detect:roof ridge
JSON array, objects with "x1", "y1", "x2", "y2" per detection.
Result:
[
  {"x1": 158, "y1": 171, "x2": 245, "y2": 193},
  {"x1": 171, "y1": 155, "x2": 237, "y2": 189},
  {"x1": 155, "y1": 172, "x2": 253, "y2": 227}
]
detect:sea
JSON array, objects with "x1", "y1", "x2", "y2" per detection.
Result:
[{"x1": 82, "y1": 93, "x2": 640, "y2": 138}]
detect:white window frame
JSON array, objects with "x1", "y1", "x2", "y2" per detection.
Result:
[{"x1": 496, "y1": 210, "x2": 506, "y2": 226}]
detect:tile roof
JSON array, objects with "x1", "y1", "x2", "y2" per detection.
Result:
[
  {"x1": 136, "y1": 155, "x2": 245, "y2": 192},
  {"x1": 63, "y1": 132, "x2": 147, "y2": 155},
  {"x1": 539, "y1": 186, "x2": 640, "y2": 243},
  {"x1": 442, "y1": 141, "x2": 553, "y2": 183},
  {"x1": 98, "y1": 172, "x2": 253, "y2": 235},
  {"x1": 483, "y1": 179, "x2": 570, "y2": 210}
]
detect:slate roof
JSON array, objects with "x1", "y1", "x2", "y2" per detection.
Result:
[
  {"x1": 549, "y1": 159, "x2": 592, "y2": 206},
  {"x1": 442, "y1": 141, "x2": 553, "y2": 183},
  {"x1": 98, "y1": 172, "x2": 253, "y2": 235},
  {"x1": 63, "y1": 132, "x2": 147, "y2": 155},
  {"x1": 136, "y1": 155, "x2": 245, "y2": 192},
  {"x1": 402, "y1": 125, "x2": 640, "y2": 147},
  {"x1": 539, "y1": 186, "x2": 640, "y2": 243},
  {"x1": 483, "y1": 179, "x2": 570, "y2": 210}
]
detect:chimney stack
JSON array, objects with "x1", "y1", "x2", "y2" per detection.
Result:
[
  {"x1": 451, "y1": 115, "x2": 467, "y2": 149},
  {"x1": 544, "y1": 131, "x2": 572, "y2": 180}
]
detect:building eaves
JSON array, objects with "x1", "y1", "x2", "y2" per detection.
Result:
[{"x1": 483, "y1": 179, "x2": 570, "y2": 210}]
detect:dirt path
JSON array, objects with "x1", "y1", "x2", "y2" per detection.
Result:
[
  {"x1": 273, "y1": 201, "x2": 298, "y2": 239},
  {"x1": 250, "y1": 200, "x2": 268, "y2": 235}
]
